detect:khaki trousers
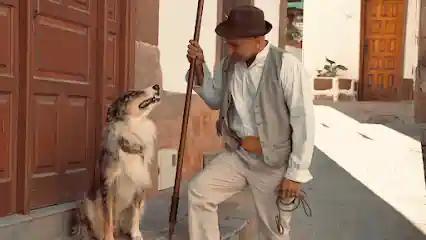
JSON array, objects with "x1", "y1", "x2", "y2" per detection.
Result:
[{"x1": 188, "y1": 150, "x2": 292, "y2": 240}]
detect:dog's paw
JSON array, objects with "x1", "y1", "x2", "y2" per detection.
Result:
[
  {"x1": 104, "y1": 234, "x2": 115, "y2": 240},
  {"x1": 130, "y1": 144, "x2": 144, "y2": 154},
  {"x1": 131, "y1": 230, "x2": 143, "y2": 240}
]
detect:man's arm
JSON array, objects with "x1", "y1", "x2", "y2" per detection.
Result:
[
  {"x1": 280, "y1": 53, "x2": 315, "y2": 183},
  {"x1": 185, "y1": 60, "x2": 225, "y2": 110}
]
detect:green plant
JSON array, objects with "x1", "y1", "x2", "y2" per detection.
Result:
[{"x1": 316, "y1": 58, "x2": 348, "y2": 77}]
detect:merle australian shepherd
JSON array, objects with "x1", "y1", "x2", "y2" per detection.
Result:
[{"x1": 71, "y1": 84, "x2": 161, "y2": 240}]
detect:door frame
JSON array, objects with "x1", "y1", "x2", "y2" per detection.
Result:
[
  {"x1": 358, "y1": 0, "x2": 409, "y2": 101},
  {"x1": 92, "y1": 0, "x2": 135, "y2": 202}
]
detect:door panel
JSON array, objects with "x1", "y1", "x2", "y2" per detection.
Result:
[
  {"x1": 0, "y1": 0, "x2": 18, "y2": 217},
  {"x1": 28, "y1": 0, "x2": 97, "y2": 209},
  {"x1": 361, "y1": 0, "x2": 406, "y2": 101},
  {"x1": 102, "y1": 0, "x2": 121, "y2": 126}
]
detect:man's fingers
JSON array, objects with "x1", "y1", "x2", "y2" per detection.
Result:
[
  {"x1": 188, "y1": 45, "x2": 199, "y2": 52},
  {"x1": 280, "y1": 187, "x2": 300, "y2": 199},
  {"x1": 189, "y1": 40, "x2": 201, "y2": 48},
  {"x1": 188, "y1": 42, "x2": 202, "y2": 53}
]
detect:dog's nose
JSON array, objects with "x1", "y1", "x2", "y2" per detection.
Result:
[{"x1": 152, "y1": 84, "x2": 160, "y2": 92}]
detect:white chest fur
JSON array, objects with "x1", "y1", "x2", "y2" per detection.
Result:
[{"x1": 114, "y1": 118, "x2": 157, "y2": 194}]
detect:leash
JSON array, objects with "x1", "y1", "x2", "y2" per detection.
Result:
[{"x1": 275, "y1": 189, "x2": 312, "y2": 235}]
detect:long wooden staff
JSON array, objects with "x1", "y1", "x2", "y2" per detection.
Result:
[{"x1": 168, "y1": 0, "x2": 205, "y2": 238}]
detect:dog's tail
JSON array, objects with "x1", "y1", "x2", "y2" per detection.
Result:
[{"x1": 69, "y1": 201, "x2": 87, "y2": 239}]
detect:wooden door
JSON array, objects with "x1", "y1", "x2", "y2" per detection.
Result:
[
  {"x1": 0, "y1": 0, "x2": 19, "y2": 217},
  {"x1": 360, "y1": 0, "x2": 407, "y2": 101},
  {"x1": 27, "y1": 0, "x2": 98, "y2": 209},
  {"x1": 101, "y1": 0, "x2": 122, "y2": 126}
]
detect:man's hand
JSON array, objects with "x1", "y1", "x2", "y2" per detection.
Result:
[
  {"x1": 187, "y1": 40, "x2": 205, "y2": 85},
  {"x1": 241, "y1": 136, "x2": 263, "y2": 155},
  {"x1": 278, "y1": 178, "x2": 301, "y2": 199},
  {"x1": 187, "y1": 40, "x2": 205, "y2": 65}
]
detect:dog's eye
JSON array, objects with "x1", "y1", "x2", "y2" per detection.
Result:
[{"x1": 138, "y1": 99, "x2": 152, "y2": 109}]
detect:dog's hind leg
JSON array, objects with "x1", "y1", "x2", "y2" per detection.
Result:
[{"x1": 130, "y1": 192, "x2": 145, "y2": 240}]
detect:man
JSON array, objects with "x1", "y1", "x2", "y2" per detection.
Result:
[{"x1": 185, "y1": 5, "x2": 314, "y2": 240}]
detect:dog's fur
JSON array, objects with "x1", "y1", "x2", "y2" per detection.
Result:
[{"x1": 71, "y1": 84, "x2": 161, "y2": 240}]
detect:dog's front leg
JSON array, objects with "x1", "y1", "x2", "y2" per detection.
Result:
[
  {"x1": 103, "y1": 190, "x2": 115, "y2": 240},
  {"x1": 130, "y1": 193, "x2": 145, "y2": 240},
  {"x1": 102, "y1": 165, "x2": 120, "y2": 240}
]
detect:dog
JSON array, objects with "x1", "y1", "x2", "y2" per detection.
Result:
[{"x1": 71, "y1": 84, "x2": 161, "y2": 240}]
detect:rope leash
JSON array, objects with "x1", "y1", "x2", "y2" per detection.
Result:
[{"x1": 275, "y1": 189, "x2": 312, "y2": 235}]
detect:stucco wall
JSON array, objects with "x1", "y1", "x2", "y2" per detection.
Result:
[
  {"x1": 302, "y1": 0, "x2": 421, "y2": 80},
  {"x1": 133, "y1": 1, "x2": 224, "y2": 195},
  {"x1": 253, "y1": 0, "x2": 281, "y2": 45}
]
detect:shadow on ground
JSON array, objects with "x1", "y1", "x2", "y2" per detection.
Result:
[
  {"x1": 290, "y1": 147, "x2": 425, "y2": 240},
  {"x1": 313, "y1": 101, "x2": 426, "y2": 197}
]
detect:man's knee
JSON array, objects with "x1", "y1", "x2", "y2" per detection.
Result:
[{"x1": 188, "y1": 175, "x2": 205, "y2": 203}]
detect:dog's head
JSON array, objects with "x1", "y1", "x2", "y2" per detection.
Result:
[{"x1": 106, "y1": 84, "x2": 161, "y2": 122}]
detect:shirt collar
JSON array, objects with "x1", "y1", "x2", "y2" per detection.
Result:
[{"x1": 245, "y1": 41, "x2": 271, "y2": 68}]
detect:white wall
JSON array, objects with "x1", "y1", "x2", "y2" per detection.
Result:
[
  {"x1": 254, "y1": 0, "x2": 281, "y2": 45},
  {"x1": 158, "y1": 0, "x2": 283, "y2": 93},
  {"x1": 302, "y1": 0, "x2": 420, "y2": 80},
  {"x1": 158, "y1": 0, "x2": 218, "y2": 93}
]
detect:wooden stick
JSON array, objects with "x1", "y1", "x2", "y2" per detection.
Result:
[{"x1": 168, "y1": 0, "x2": 205, "y2": 238}]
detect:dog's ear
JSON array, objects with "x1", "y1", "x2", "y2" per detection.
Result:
[
  {"x1": 106, "y1": 99, "x2": 126, "y2": 122},
  {"x1": 106, "y1": 101, "x2": 118, "y2": 122}
]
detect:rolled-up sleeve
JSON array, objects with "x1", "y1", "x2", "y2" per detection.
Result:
[
  {"x1": 185, "y1": 60, "x2": 225, "y2": 110},
  {"x1": 280, "y1": 53, "x2": 315, "y2": 183}
]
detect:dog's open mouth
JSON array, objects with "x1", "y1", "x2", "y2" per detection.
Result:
[{"x1": 138, "y1": 97, "x2": 160, "y2": 109}]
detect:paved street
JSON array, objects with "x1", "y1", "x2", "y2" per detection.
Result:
[
  {"x1": 60, "y1": 104, "x2": 426, "y2": 240},
  {"x1": 141, "y1": 104, "x2": 426, "y2": 240},
  {"x1": 287, "y1": 105, "x2": 426, "y2": 240}
]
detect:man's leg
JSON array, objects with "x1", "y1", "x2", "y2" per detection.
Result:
[
  {"x1": 244, "y1": 160, "x2": 292, "y2": 240},
  {"x1": 188, "y1": 151, "x2": 247, "y2": 240}
]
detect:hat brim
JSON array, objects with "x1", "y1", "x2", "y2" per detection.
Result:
[{"x1": 215, "y1": 20, "x2": 272, "y2": 40}]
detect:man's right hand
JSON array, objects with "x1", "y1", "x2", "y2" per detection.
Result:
[
  {"x1": 187, "y1": 40, "x2": 205, "y2": 85},
  {"x1": 187, "y1": 40, "x2": 205, "y2": 65}
]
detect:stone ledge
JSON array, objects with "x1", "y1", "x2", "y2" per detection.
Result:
[{"x1": 0, "y1": 203, "x2": 75, "y2": 240}]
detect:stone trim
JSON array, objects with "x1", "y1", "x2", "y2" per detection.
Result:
[{"x1": 313, "y1": 77, "x2": 358, "y2": 102}]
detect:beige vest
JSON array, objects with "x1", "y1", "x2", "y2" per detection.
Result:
[{"x1": 217, "y1": 45, "x2": 291, "y2": 167}]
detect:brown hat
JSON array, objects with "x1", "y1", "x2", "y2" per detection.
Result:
[{"x1": 215, "y1": 5, "x2": 272, "y2": 40}]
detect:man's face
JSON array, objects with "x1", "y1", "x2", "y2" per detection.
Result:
[{"x1": 225, "y1": 37, "x2": 260, "y2": 61}]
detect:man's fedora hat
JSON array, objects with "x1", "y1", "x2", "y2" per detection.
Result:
[{"x1": 215, "y1": 5, "x2": 272, "y2": 39}]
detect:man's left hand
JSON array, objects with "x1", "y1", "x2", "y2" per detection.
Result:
[{"x1": 278, "y1": 178, "x2": 301, "y2": 199}]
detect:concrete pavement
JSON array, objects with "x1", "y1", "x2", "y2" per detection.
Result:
[
  {"x1": 60, "y1": 103, "x2": 426, "y2": 240},
  {"x1": 289, "y1": 105, "x2": 426, "y2": 240}
]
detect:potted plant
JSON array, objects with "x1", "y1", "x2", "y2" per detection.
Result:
[{"x1": 314, "y1": 58, "x2": 357, "y2": 101}]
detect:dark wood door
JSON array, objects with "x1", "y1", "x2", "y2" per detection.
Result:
[
  {"x1": 102, "y1": 0, "x2": 122, "y2": 126},
  {"x1": 0, "y1": 0, "x2": 19, "y2": 217},
  {"x1": 27, "y1": 0, "x2": 98, "y2": 209},
  {"x1": 361, "y1": 0, "x2": 406, "y2": 101}
]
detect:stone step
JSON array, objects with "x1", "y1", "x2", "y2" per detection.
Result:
[{"x1": 0, "y1": 184, "x2": 250, "y2": 240}]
